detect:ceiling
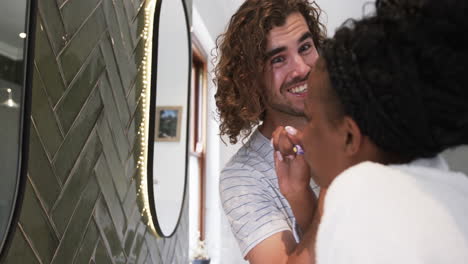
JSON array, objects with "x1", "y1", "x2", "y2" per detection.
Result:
[{"x1": 0, "y1": 0, "x2": 27, "y2": 60}]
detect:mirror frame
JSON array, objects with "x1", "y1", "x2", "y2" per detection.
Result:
[
  {"x1": 0, "y1": 0, "x2": 36, "y2": 260},
  {"x1": 146, "y1": 0, "x2": 192, "y2": 238}
]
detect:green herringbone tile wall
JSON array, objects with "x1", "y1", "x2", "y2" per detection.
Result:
[{"x1": 3, "y1": 0, "x2": 189, "y2": 263}]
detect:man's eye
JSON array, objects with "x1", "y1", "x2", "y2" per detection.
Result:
[
  {"x1": 271, "y1": 56, "x2": 284, "y2": 64},
  {"x1": 299, "y1": 43, "x2": 311, "y2": 53}
]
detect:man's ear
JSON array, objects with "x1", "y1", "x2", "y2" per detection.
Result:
[{"x1": 341, "y1": 116, "x2": 362, "y2": 156}]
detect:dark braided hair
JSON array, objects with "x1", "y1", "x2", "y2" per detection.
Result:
[{"x1": 321, "y1": 0, "x2": 468, "y2": 161}]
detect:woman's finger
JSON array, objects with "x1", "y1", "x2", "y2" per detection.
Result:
[
  {"x1": 285, "y1": 126, "x2": 305, "y2": 156},
  {"x1": 271, "y1": 126, "x2": 284, "y2": 151},
  {"x1": 278, "y1": 129, "x2": 295, "y2": 156},
  {"x1": 274, "y1": 150, "x2": 289, "y2": 189}
]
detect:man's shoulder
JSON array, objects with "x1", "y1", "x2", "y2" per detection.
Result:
[
  {"x1": 219, "y1": 142, "x2": 276, "y2": 196},
  {"x1": 221, "y1": 144, "x2": 274, "y2": 179},
  {"x1": 224, "y1": 133, "x2": 274, "y2": 169}
]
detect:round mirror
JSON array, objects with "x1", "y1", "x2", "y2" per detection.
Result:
[
  {"x1": 0, "y1": 0, "x2": 35, "y2": 258},
  {"x1": 147, "y1": 0, "x2": 191, "y2": 237}
]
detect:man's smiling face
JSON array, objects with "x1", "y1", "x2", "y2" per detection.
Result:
[{"x1": 263, "y1": 12, "x2": 319, "y2": 117}]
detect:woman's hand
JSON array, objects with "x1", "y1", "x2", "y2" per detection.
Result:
[
  {"x1": 272, "y1": 126, "x2": 311, "y2": 198},
  {"x1": 272, "y1": 126, "x2": 316, "y2": 233}
]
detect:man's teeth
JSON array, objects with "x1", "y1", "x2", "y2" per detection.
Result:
[{"x1": 290, "y1": 84, "x2": 307, "y2": 94}]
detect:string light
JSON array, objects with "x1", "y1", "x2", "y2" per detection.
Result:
[{"x1": 135, "y1": 0, "x2": 158, "y2": 236}]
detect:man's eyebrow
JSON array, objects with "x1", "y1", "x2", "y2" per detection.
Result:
[
  {"x1": 265, "y1": 32, "x2": 314, "y2": 59},
  {"x1": 299, "y1": 32, "x2": 313, "y2": 43},
  {"x1": 265, "y1": 47, "x2": 286, "y2": 59}
]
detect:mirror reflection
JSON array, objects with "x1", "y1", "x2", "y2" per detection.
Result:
[
  {"x1": 0, "y1": 0, "x2": 31, "y2": 254},
  {"x1": 149, "y1": 0, "x2": 191, "y2": 237}
]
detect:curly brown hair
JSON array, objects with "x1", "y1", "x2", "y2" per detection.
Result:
[{"x1": 214, "y1": 0, "x2": 326, "y2": 144}]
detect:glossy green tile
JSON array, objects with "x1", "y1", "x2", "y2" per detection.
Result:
[
  {"x1": 122, "y1": 178, "x2": 137, "y2": 219},
  {"x1": 100, "y1": 37, "x2": 131, "y2": 126},
  {"x1": 144, "y1": 233, "x2": 161, "y2": 264},
  {"x1": 93, "y1": 239, "x2": 113, "y2": 264},
  {"x1": 60, "y1": 0, "x2": 101, "y2": 37},
  {"x1": 2, "y1": 226, "x2": 41, "y2": 264},
  {"x1": 52, "y1": 130, "x2": 102, "y2": 235},
  {"x1": 129, "y1": 5, "x2": 145, "y2": 48},
  {"x1": 53, "y1": 87, "x2": 103, "y2": 183},
  {"x1": 56, "y1": 0, "x2": 65, "y2": 7},
  {"x1": 37, "y1": 0, "x2": 66, "y2": 53},
  {"x1": 126, "y1": 220, "x2": 146, "y2": 264},
  {"x1": 127, "y1": 96, "x2": 143, "y2": 144},
  {"x1": 123, "y1": 206, "x2": 141, "y2": 255},
  {"x1": 124, "y1": 154, "x2": 139, "y2": 191},
  {"x1": 94, "y1": 198, "x2": 127, "y2": 264},
  {"x1": 102, "y1": 0, "x2": 137, "y2": 92},
  {"x1": 59, "y1": 6, "x2": 106, "y2": 85},
  {"x1": 34, "y1": 17, "x2": 66, "y2": 106},
  {"x1": 126, "y1": 67, "x2": 143, "y2": 115},
  {"x1": 56, "y1": 47, "x2": 105, "y2": 133},
  {"x1": 126, "y1": 118, "x2": 137, "y2": 150},
  {"x1": 132, "y1": 0, "x2": 145, "y2": 17},
  {"x1": 143, "y1": 254, "x2": 151, "y2": 264},
  {"x1": 95, "y1": 155, "x2": 127, "y2": 239},
  {"x1": 125, "y1": 144, "x2": 139, "y2": 182},
  {"x1": 73, "y1": 220, "x2": 99, "y2": 264},
  {"x1": 122, "y1": 0, "x2": 136, "y2": 23},
  {"x1": 131, "y1": 36, "x2": 145, "y2": 68},
  {"x1": 51, "y1": 174, "x2": 100, "y2": 264},
  {"x1": 19, "y1": 180, "x2": 59, "y2": 264},
  {"x1": 99, "y1": 75, "x2": 130, "y2": 162},
  {"x1": 97, "y1": 114, "x2": 128, "y2": 199},
  {"x1": 28, "y1": 124, "x2": 61, "y2": 212},
  {"x1": 135, "y1": 239, "x2": 148, "y2": 264},
  {"x1": 31, "y1": 66, "x2": 63, "y2": 157},
  {"x1": 112, "y1": 0, "x2": 134, "y2": 51}
]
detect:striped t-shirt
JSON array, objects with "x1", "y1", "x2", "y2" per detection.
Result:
[{"x1": 220, "y1": 129, "x2": 316, "y2": 257}]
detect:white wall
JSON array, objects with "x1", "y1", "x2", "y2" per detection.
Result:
[
  {"x1": 443, "y1": 147, "x2": 468, "y2": 175},
  {"x1": 190, "y1": 3, "x2": 248, "y2": 263},
  {"x1": 315, "y1": 0, "x2": 375, "y2": 36}
]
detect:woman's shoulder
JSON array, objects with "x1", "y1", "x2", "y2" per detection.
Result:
[
  {"x1": 328, "y1": 158, "x2": 468, "y2": 202},
  {"x1": 326, "y1": 161, "x2": 402, "y2": 199}
]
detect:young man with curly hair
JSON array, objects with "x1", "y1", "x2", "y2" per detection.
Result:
[{"x1": 214, "y1": 0, "x2": 326, "y2": 262}]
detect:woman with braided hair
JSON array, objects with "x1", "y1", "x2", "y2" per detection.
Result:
[{"x1": 272, "y1": 0, "x2": 468, "y2": 262}]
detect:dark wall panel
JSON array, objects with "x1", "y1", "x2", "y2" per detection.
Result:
[{"x1": 2, "y1": 0, "x2": 188, "y2": 263}]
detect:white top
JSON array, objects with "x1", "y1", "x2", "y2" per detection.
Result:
[
  {"x1": 316, "y1": 156, "x2": 468, "y2": 264},
  {"x1": 220, "y1": 129, "x2": 319, "y2": 257}
]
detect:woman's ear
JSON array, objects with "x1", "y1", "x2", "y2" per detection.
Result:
[{"x1": 341, "y1": 116, "x2": 362, "y2": 156}]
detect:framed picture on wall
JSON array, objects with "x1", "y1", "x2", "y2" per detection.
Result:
[{"x1": 154, "y1": 106, "x2": 183, "y2": 142}]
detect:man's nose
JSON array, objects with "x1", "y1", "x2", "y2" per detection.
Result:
[{"x1": 290, "y1": 55, "x2": 310, "y2": 78}]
